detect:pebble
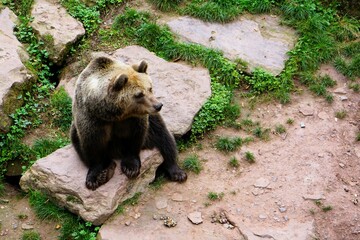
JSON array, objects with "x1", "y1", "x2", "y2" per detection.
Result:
[
  {"x1": 303, "y1": 194, "x2": 325, "y2": 201},
  {"x1": 155, "y1": 198, "x2": 168, "y2": 209},
  {"x1": 259, "y1": 214, "x2": 267, "y2": 220},
  {"x1": 21, "y1": 223, "x2": 34, "y2": 230},
  {"x1": 187, "y1": 211, "x2": 203, "y2": 225},
  {"x1": 171, "y1": 193, "x2": 184, "y2": 202},
  {"x1": 279, "y1": 207, "x2": 287, "y2": 213},
  {"x1": 153, "y1": 214, "x2": 157, "y2": 220},
  {"x1": 300, "y1": 122, "x2": 305, "y2": 128},
  {"x1": 333, "y1": 87, "x2": 347, "y2": 94},
  {"x1": 284, "y1": 216, "x2": 289, "y2": 221},
  {"x1": 339, "y1": 163, "x2": 345, "y2": 168},
  {"x1": 125, "y1": 221, "x2": 131, "y2": 226},
  {"x1": 254, "y1": 178, "x2": 270, "y2": 188},
  {"x1": 162, "y1": 216, "x2": 177, "y2": 228},
  {"x1": 340, "y1": 96, "x2": 348, "y2": 101},
  {"x1": 12, "y1": 222, "x2": 18, "y2": 229}
]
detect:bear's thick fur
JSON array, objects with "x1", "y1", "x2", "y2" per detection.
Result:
[{"x1": 71, "y1": 56, "x2": 187, "y2": 190}]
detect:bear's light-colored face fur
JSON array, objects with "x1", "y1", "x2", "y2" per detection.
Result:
[{"x1": 77, "y1": 56, "x2": 162, "y2": 120}]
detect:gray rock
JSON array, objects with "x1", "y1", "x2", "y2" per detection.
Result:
[
  {"x1": 20, "y1": 145, "x2": 162, "y2": 225},
  {"x1": 302, "y1": 194, "x2": 325, "y2": 201},
  {"x1": 0, "y1": 8, "x2": 34, "y2": 133},
  {"x1": 30, "y1": 0, "x2": 85, "y2": 65},
  {"x1": 187, "y1": 211, "x2": 203, "y2": 225},
  {"x1": 167, "y1": 15, "x2": 297, "y2": 75},
  {"x1": 279, "y1": 207, "x2": 287, "y2": 213},
  {"x1": 59, "y1": 46, "x2": 211, "y2": 136}
]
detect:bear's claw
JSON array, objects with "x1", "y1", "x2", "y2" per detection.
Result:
[
  {"x1": 86, "y1": 161, "x2": 116, "y2": 190},
  {"x1": 121, "y1": 158, "x2": 141, "y2": 179},
  {"x1": 168, "y1": 168, "x2": 187, "y2": 182}
]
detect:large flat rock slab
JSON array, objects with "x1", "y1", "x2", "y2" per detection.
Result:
[
  {"x1": 31, "y1": 0, "x2": 85, "y2": 65},
  {"x1": 59, "y1": 45, "x2": 212, "y2": 136},
  {"x1": 0, "y1": 8, "x2": 34, "y2": 133},
  {"x1": 167, "y1": 15, "x2": 297, "y2": 75},
  {"x1": 20, "y1": 145, "x2": 162, "y2": 225}
]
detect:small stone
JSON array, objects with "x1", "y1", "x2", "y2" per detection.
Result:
[
  {"x1": 284, "y1": 216, "x2": 289, "y2": 221},
  {"x1": 0, "y1": 199, "x2": 9, "y2": 204},
  {"x1": 303, "y1": 194, "x2": 325, "y2": 201},
  {"x1": 333, "y1": 87, "x2": 347, "y2": 94},
  {"x1": 344, "y1": 186, "x2": 349, "y2": 192},
  {"x1": 187, "y1": 211, "x2": 203, "y2": 225},
  {"x1": 340, "y1": 96, "x2": 348, "y2": 101},
  {"x1": 171, "y1": 192, "x2": 184, "y2": 202},
  {"x1": 259, "y1": 214, "x2": 267, "y2": 220},
  {"x1": 223, "y1": 223, "x2": 235, "y2": 229},
  {"x1": 125, "y1": 221, "x2": 131, "y2": 226},
  {"x1": 339, "y1": 163, "x2": 345, "y2": 168},
  {"x1": 300, "y1": 122, "x2": 305, "y2": 128},
  {"x1": 21, "y1": 223, "x2": 34, "y2": 230},
  {"x1": 254, "y1": 178, "x2": 270, "y2": 188},
  {"x1": 299, "y1": 105, "x2": 314, "y2": 116},
  {"x1": 318, "y1": 111, "x2": 328, "y2": 120},
  {"x1": 318, "y1": 153, "x2": 325, "y2": 158},
  {"x1": 153, "y1": 214, "x2": 157, "y2": 220},
  {"x1": 133, "y1": 213, "x2": 141, "y2": 219},
  {"x1": 12, "y1": 222, "x2": 18, "y2": 229},
  {"x1": 279, "y1": 207, "x2": 287, "y2": 213},
  {"x1": 55, "y1": 224, "x2": 61, "y2": 230}
]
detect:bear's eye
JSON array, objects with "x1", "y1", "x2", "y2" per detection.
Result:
[{"x1": 135, "y1": 92, "x2": 144, "y2": 99}]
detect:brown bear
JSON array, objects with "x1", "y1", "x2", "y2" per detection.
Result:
[{"x1": 70, "y1": 56, "x2": 187, "y2": 190}]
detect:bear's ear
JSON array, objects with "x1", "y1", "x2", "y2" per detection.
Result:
[
  {"x1": 92, "y1": 56, "x2": 113, "y2": 70},
  {"x1": 113, "y1": 74, "x2": 128, "y2": 91},
  {"x1": 133, "y1": 61, "x2": 148, "y2": 73}
]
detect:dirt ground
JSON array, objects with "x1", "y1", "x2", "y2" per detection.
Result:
[{"x1": 1, "y1": 64, "x2": 359, "y2": 240}]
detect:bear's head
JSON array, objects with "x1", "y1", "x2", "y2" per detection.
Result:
[{"x1": 78, "y1": 56, "x2": 163, "y2": 121}]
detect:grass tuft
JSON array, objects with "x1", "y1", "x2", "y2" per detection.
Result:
[
  {"x1": 182, "y1": 155, "x2": 202, "y2": 174},
  {"x1": 216, "y1": 137, "x2": 242, "y2": 152}
]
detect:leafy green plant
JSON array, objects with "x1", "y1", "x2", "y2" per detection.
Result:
[
  {"x1": 182, "y1": 154, "x2": 202, "y2": 174},
  {"x1": 245, "y1": 151, "x2": 255, "y2": 163},
  {"x1": 322, "y1": 205, "x2": 333, "y2": 212},
  {"x1": 245, "y1": 68, "x2": 281, "y2": 95},
  {"x1": 216, "y1": 136, "x2": 242, "y2": 152},
  {"x1": 207, "y1": 191, "x2": 224, "y2": 201}
]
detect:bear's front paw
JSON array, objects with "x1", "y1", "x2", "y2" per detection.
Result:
[
  {"x1": 86, "y1": 162, "x2": 116, "y2": 190},
  {"x1": 121, "y1": 158, "x2": 141, "y2": 179},
  {"x1": 165, "y1": 165, "x2": 187, "y2": 182}
]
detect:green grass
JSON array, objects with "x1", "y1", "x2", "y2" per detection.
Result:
[
  {"x1": 32, "y1": 137, "x2": 70, "y2": 159},
  {"x1": 252, "y1": 127, "x2": 270, "y2": 141},
  {"x1": 286, "y1": 118, "x2": 294, "y2": 125},
  {"x1": 22, "y1": 231, "x2": 41, "y2": 240},
  {"x1": 335, "y1": 110, "x2": 347, "y2": 119},
  {"x1": 149, "y1": 176, "x2": 166, "y2": 191},
  {"x1": 245, "y1": 151, "x2": 255, "y2": 163},
  {"x1": 28, "y1": 191, "x2": 99, "y2": 239},
  {"x1": 49, "y1": 87, "x2": 72, "y2": 132},
  {"x1": 182, "y1": 154, "x2": 202, "y2": 174},
  {"x1": 356, "y1": 132, "x2": 360, "y2": 141},
  {"x1": 207, "y1": 191, "x2": 224, "y2": 201},
  {"x1": 149, "y1": 0, "x2": 182, "y2": 11},
  {"x1": 275, "y1": 124, "x2": 286, "y2": 134},
  {"x1": 216, "y1": 137, "x2": 242, "y2": 152},
  {"x1": 116, "y1": 192, "x2": 142, "y2": 214},
  {"x1": 322, "y1": 205, "x2": 333, "y2": 212},
  {"x1": 228, "y1": 156, "x2": 239, "y2": 168}
]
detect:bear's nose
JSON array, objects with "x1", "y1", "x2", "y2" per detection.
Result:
[{"x1": 154, "y1": 103, "x2": 163, "y2": 112}]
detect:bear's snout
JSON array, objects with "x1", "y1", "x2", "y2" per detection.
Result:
[{"x1": 154, "y1": 103, "x2": 163, "y2": 112}]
